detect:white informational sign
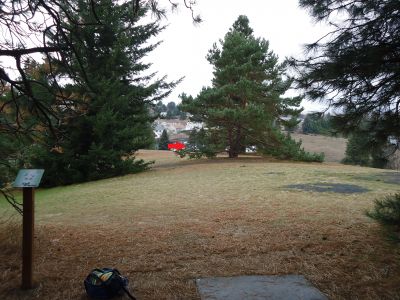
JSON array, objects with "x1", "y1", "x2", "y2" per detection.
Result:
[{"x1": 13, "y1": 169, "x2": 45, "y2": 188}]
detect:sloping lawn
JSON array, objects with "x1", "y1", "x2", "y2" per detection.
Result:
[{"x1": 1, "y1": 151, "x2": 399, "y2": 299}]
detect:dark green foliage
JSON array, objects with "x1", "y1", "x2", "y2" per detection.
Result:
[
  {"x1": 367, "y1": 194, "x2": 400, "y2": 227},
  {"x1": 292, "y1": 0, "x2": 400, "y2": 148},
  {"x1": 188, "y1": 128, "x2": 207, "y2": 150},
  {"x1": 284, "y1": 116, "x2": 300, "y2": 133},
  {"x1": 1, "y1": 60, "x2": 55, "y2": 186},
  {"x1": 181, "y1": 15, "x2": 321, "y2": 162},
  {"x1": 367, "y1": 193, "x2": 400, "y2": 239},
  {"x1": 158, "y1": 130, "x2": 170, "y2": 150},
  {"x1": 0, "y1": 0, "x2": 194, "y2": 211},
  {"x1": 166, "y1": 101, "x2": 186, "y2": 119},
  {"x1": 154, "y1": 101, "x2": 185, "y2": 119},
  {"x1": 166, "y1": 102, "x2": 177, "y2": 118},
  {"x1": 342, "y1": 120, "x2": 392, "y2": 168},
  {"x1": 302, "y1": 113, "x2": 332, "y2": 135},
  {"x1": 29, "y1": 0, "x2": 174, "y2": 186},
  {"x1": 177, "y1": 128, "x2": 217, "y2": 159},
  {"x1": 154, "y1": 101, "x2": 167, "y2": 115},
  {"x1": 342, "y1": 133, "x2": 371, "y2": 167},
  {"x1": 0, "y1": 134, "x2": 28, "y2": 188}
]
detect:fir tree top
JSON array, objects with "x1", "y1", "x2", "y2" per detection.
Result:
[{"x1": 230, "y1": 15, "x2": 253, "y2": 37}]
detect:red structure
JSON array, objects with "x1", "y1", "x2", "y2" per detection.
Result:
[{"x1": 168, "y1": 142, "x2": 185, "y2": 151}]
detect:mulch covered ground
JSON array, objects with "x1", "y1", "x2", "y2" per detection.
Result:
[{"x1": 1, "y1": 212, "x2": 400, "y2": 299}]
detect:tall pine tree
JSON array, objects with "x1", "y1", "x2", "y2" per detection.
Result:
[
  {"x1": 292, "y1": 0, "x2": 400, "y2": 149},
  {"x1": 30, "y1": 0, "x2": 176, "y2": 186},
  {"x1": 181, "y1": 16, "x2": 320, "y2": 161}
]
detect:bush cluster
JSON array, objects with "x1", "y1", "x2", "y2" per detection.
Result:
[{"x1": 367, "y1": 193, "x2": 400, "y2": 228}]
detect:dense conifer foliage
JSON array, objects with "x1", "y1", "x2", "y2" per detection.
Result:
[
  {"x1": 292, "y1": 0, "x2": 400, "y2": 149},
  {"x1": 181, "y1": 16, "x2": 322, "y2": 161},
  {"x1": 158, "y1": 130, "x2": 170, "y2": 150},
  {"x1": 28, "y1": 0, "x2": 176, "y2": 186}
]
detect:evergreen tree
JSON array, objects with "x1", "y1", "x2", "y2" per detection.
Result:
[
  {"x1": 188, "y1": 129, "x2": 201, "y2": 148},
  {"x1": 284, "y1": 116, "x2": 300, "y2": 133},
  {"x1": 181, "y1": 16, "x2": 320, "y2": 161},
  {"x1": 166, "y1": 102, "x2": 177, "y2": 116},
  {"x1": 367, "y1": 193, "x2": 400, "y2": 233},
  {"x1": 292, "y1": 0, "x2": 400, "y2": 147},
  {"x1": 154, "y1": 101, "x2": 167, "y2": 115},
  {"x1": 30, "y1": 0, "x2": 175, "y2": 186},
  {"x1": 0, "y1": 0, "x2": 200, "y2": 211},
  {"x1": 342, "y1": 132, "x2": 372, "y2": 167},
  {"x1": 182, "y1": 128, "x2": 216, "y2": 158},
  {"x1": 158, "y1": 130, "x2": 170, "y2": 150},
  {"x1": 302, "y1": 113, "x2": 332, "y2": 135},
  {"x1": 166, "y1": 101, "x2": 184, "y2": 119},
  {"x1": 342, "y1": 121, "x2": 392, "y2": 168}
]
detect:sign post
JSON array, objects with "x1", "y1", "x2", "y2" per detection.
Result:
[{"x1": 13, "y1": 169, "x2": 44, "y2": 290}]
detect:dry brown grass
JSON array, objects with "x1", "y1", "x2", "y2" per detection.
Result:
[{"x1": 1, "y1": 151, "x2": 400, "y2": 299}]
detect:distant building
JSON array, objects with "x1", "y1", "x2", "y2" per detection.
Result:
[
  {"x1": 153, "y1": 118, "x2": 204, "y2": 138},
  {"x1": 185, "y1": 121, "x2": 203, "y2": 131},
  {"x1": 169, "y1": 133, "x2": 189, "y2": 143}
]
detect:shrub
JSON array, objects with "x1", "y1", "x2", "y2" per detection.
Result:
[
  {"x1": 176, "y1": 147, "x2": 217, "y2": 159},
  {"x1": 367, "y1": 193, "x2": 400, "y2": 240}
]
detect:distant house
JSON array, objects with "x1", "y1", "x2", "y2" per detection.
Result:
[
  {"x1": 169, "y1": 133, "x2": 189, "y2": 143},
  {"x1": 153, "y1": 119, "x2": 204, "y2": 138},
  {"x1": 185, "y1": 121, "x2": 203, "y2": 131}
]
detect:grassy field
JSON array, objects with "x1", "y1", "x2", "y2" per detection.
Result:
[{"x1": 1, "y1": 150, "x2": 400, "y2": 299}]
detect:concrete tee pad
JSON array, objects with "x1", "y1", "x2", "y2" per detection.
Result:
[{"x1": 196, "y1": 275, "x2": 328, "y2": 300}]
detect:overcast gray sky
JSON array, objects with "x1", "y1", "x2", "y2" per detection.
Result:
[{"x1": 147, "y1": 0, "x2": 331, "y2": 112}]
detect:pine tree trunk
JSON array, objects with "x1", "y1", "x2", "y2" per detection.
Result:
[
  {"x1": 234, "y1": 125, "x2": 242, "y2": 156},
  {"x1": 228, "y1": 125, "x2": 241, "y2": 158},
  {"x1": 228, "y1": 128, "x2": 235, "y2": 158}
]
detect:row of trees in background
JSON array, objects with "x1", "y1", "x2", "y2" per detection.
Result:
[
  {"x1": 154, "y1": 101, "x2": 186, "y2": 119},
  {"x1": 180, "y1": 16, "x2": 323, "y2": 162}
]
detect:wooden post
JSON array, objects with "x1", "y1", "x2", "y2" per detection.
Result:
[{"x1": 22, "y1": 187, "x2": 34, "y2": 289}]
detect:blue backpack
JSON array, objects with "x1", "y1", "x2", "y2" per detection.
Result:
[{"x1": 84, "y1": 268, "x2": 136, "y2": 299}]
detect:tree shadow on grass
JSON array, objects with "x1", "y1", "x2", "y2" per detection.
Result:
[{"x1": 285, "y1": 183, "x2": 369, "y2": 194}]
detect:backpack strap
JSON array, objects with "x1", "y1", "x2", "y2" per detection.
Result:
[
  {"x1": 112, "y1": 269, "x2": 137, "y2": 300},
  {"x1": 122, "y1": 285, "x2": 137, "y2": 300}
]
